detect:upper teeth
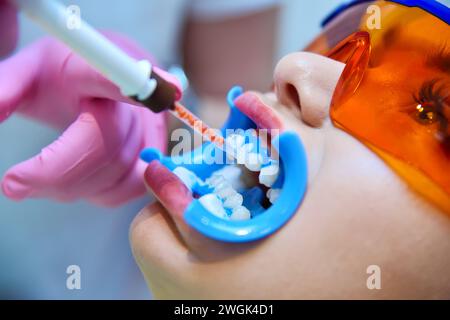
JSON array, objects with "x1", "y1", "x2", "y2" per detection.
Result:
[
  {"x1": 244, "y1": 152, "x2": 264, "y2": 172},
  {"x1": 236, "y1": 143, "x2": 254, "y2": 165},
  {"x1": 225, "y1": 134, "x2": 245, "y2": 156},
  {"x1": 226, "y1": 133, "x2": 279, "y2": 187},
  {"x1": 267, "y1": 188, "x2": 281, "y2": 204},
  {"x1": 259, "y1": 160, "x2": 280, "y2": 187}
]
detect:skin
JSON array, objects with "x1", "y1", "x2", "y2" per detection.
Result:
[
  {"x1": 130, "y1": 9, "x2": 450, "y2": 298},
  {"x1": 130, "y1": 48, "x2": 450, "y2": 299},
  {"x1": 131, "y1": 6, "x2": 450, "y2": 300}
]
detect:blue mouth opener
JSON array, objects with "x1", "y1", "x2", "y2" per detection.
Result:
[{"x1": 141, "y1": 87, "x2": 308, "y2": 243}]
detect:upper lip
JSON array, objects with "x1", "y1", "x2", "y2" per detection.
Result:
[{"x1": 233, "y1": 91, "x2": 284, "y2": 134}]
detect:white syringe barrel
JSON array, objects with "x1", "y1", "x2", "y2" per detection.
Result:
[{"x1": 14, "y1": 0, "x2": 156, "y2": 100}]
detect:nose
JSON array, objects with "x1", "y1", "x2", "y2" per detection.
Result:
[{"x1": 274, "y1": 52, "x2": 345, "y2": 127}]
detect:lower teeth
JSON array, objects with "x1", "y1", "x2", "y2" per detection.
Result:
[
  {"x1": 173, "y1": 164, "x2": 282, "y2": 221},
  {"x1": 173, "y1": 166, "x2": 202, "y2": 190},
  {"x1": 199, "y1": 194, "x2": 228, "y2": 219},
  {"x1": 223, "y1": 192, "x2": 243, "y2": 209},
  {"x1": 230, "y1": 206, "x2": 251, "y2": 221}
]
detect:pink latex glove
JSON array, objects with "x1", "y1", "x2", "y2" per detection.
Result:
[
  {"x1": 0, "y1": 0, "x2": 18, "y2": 57},
  {"x1": 0, "y1": 33, "x2": 182, "y2": 206}
]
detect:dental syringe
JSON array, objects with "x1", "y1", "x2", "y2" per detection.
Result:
[{"x1": 13, "y1": 0, "x2": 225, "y2": 149}]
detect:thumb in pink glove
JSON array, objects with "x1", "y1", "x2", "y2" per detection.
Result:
[
  {"x1": 0, "y1": 33, "x2": 182, "y2": 206},
  {"x1": 0, "y1": 0, "x2": 18, "y2": 57}
]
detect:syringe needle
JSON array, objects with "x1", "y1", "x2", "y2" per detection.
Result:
[{"x1": 169, "y1": 102, "x2": 225, "y2": 149}]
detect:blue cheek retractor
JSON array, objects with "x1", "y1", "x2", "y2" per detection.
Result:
[{"x1": 141, "y1": 86, "x2": 308, "y2": 243}]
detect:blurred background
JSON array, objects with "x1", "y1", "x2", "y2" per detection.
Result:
[{"x1": 0, "y1": 0, "x2": 343, "y2": 299}]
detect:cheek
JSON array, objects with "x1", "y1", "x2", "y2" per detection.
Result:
[
  {"x1": 290, "y1": 130, "x2": 409, "y2": 251},
  {"x1": 305, "y1": 126, "x2": 413, "y2": 228},
  {"x1": 322, "y1": 130, "x2": 398, "y2": 193},
  {"x1": 255, "y1": 133, "x2": 416, "y2": 297}
]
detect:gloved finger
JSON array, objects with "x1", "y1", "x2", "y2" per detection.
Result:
[
  {"x1": 0, "y1": 0, "x2": 18, "y2": 58},
  {"x1": 55, "y1": 103, "x2": 144, "y2": 202},
  {"x1": 153, "y1": 66, "x2": 183, "y2": 101},
  {"x1": 88, "y1": 159, "x2": 147, "y2": 207},
  {"x1": 0, "y1": 41, "x2": 42, "y2": 122},
  {"x1": 85, "y1": 106, "x2": 167, "y2": 207},
  {"x1": 1, "y1": 99, "x2": 133, "y2": 201},
  {"x1": 67, "y1": 32, "x2": 183, "y2": 103}
]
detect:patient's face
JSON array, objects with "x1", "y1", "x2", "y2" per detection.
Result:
[{"x1": 130, "y1": 17, "x2": 450, "y2": 299}]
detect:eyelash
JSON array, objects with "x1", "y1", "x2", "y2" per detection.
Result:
[
  {"x1": 412, "y1": 79, "x2": 449, "y2": 125},
  {"x1": 426, "y1": 44, "x2": 450, "y2": 72},
  {"x1": 412, "y1": 80, "x2": 450, "y2": 152}
]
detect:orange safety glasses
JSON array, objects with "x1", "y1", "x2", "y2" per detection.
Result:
[{"x1": 308, "y1": 0, "x2": 450, "y2": 213}]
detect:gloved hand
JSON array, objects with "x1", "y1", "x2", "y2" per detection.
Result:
[
  {"x1": 0, "y1": 33, "x2": 182, "y2": 206},
  {"x1": 0, "y1": 0, "x2": 18, "y2": 57}
]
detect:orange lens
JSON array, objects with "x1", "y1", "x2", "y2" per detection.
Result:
[
  {"x1": 327, "y1": 31, "x2": 371, "y2": 108},
  {"x1": 317, "y1": 1, "x2": 450, "y2": 212}
]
